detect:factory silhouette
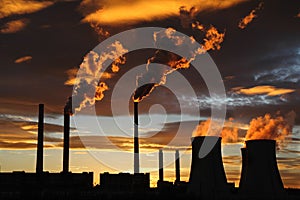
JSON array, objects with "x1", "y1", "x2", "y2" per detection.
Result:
[{"x1": 0, "y1": 103, "x2": 299, "y2": 200}]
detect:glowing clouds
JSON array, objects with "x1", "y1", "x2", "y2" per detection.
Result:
[
  {"x1": 71, "y1": 41, "x2": 128, "y2": 112},
  {"x1": 0, "y1": 0, "x2": 53, "y2": 19},
  {"x1": 245, "y1": 113, "x2": 293, "y2": 143},
  {"x1": 192, "y1": 119, "x2": 239, "y2": 143},
  {"x1": 14, "y1": 55, "x2": 32, "y2": 64},
  {"x1": 80, "y1": 0, "x2": 246, "y2": 26},
  {"x1": 0, "y1": 18, "x2": 29, "y2": 34},
  {"x1": 233, "y1": 85, "x2": 295, "y2": 96},
  {"x1": 238, "y1": 2, "x2": 264, "y2": 29},
  {"x1": 202, "y1": 26, "x2": 225, "y2": 51}
]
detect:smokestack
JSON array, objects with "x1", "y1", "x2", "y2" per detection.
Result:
[
  {"x1": 188, "y1": 136, "x2": 228, "y2": 197},
  {"x1": 134, "y1": 101, "x2": 139, "y2": 174},
  {"x1": 159, "y1": 149, "x2": 163, "y2": 181},
  {"x1": 239, "y1": 140, "x2": 284, "y2": 196},
  {"x1": 63, "y1": 98, "x2": 72, "y2": 174},
  {"x1": 175, "y1": 150, "x2": 180, "y2": 182},
  {"x1": 36, "y1": 104, "x2": 44, "y2": 174}
]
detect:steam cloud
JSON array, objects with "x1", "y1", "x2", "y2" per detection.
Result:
[
  {"x1": 192, "y1": 118, "x2": 239, "y2": 143},
  {"x1": 245, "y1": 112, "x2": 296, "y2": 147},
  {"x1": 70, "y1": 41, "x2": 128, "y2": 113},
  {"x1": 238, "y1": 2, "x2": 264, "y2": 29}
]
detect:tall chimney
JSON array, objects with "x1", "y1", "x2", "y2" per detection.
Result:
[
  {"x1": 239, "y1": 140, "x2": 284, "y2": 196},
  {"x1": 36, "y1": 104, "x2": 44, "y2": 174},
  {"x1": 188, "y1": 136, "x2": 228, "y2": 197},
  {"x1": 159, "y1": 149, "x2": 163, "y2": 181},
  {"x1": 134, "y1": 101, "x2": 139, "y2": 174},
  {"x1": 175, "y1": 150, "x2": 180, "y2": 182},
  {"x1": 63, "y1": 106, "x2": 70, "y2": 173}
]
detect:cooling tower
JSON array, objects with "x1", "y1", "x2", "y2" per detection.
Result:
[
  {"x1": 188, "y1": 136, "x2": 228, "y2": 197},
  {"x1": 36, "y1": 104, "x2": 44, "y2": 174},
  {"x1": 239, "y1": 140, "x2": 284, "y2": 196},
  {"x1": 238, "y1": 148, "x2": 247, "y2": 189}
]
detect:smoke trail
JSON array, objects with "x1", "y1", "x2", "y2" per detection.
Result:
[
  {"x1": 71, "y1": 41, "x2": 128, "y2": 113},
  {"x1": 133, "y1": 26, "x2": 225, "y2": 102},
  {"x1": 238, "y1": 2, "x2": 264, "y2": 29}
]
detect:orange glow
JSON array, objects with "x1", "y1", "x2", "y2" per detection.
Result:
[
  {"x1": 80, "y1": 0, "x2": 245, "y2": 26},
  {"x1": 95, "y1": 82, "x2": 109, "y2": 101},
  {"x1": 238, "y1": 2, "x2": 264, "y2": 29},
  {"x1": 245, "y1": 113, "x2": 292, "y2": 143},
  {"x1": 192, "y1": 21, "x2": 205, "y2": 31},
  {"x1": 192, "y1": 119, "x2": 239, "y2": 143},
  {"x1": 14, "y1": 55, "x2": 32, "y2": 64},
  {"x1": 0, "y1": 0, "x2": 53, "y2": 19},
  {"x1": 233, "y1": 85, "x2": 295, "y2": 96},
  {"x1": 0, "y1": 18, "x2": 29, "y2": 34},
  {"x1": 202, "y1": 26, "x2": 225, "y2": 51}
]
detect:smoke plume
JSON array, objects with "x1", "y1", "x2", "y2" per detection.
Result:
[
  {"x1": 245, "y1": 112, "x2": 295, "y2": 146},
  {"x1": 238, "y1": 2, "x2": 264, "y2": 29},
  {"x1": 133, "y1": 25, "x2": 225, "y2": 102},
  {"x1": 192, "y1": 119, "x2": 239, "y2": 143},
  {"x1": 71, "y1": 41, "x2": 128, "y2": 112}
]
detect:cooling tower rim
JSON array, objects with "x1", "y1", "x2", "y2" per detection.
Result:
[
  {"x1": 191, "y1": 136, "x2": 222, "y2": 140},
  {"x1": 245, "y1": 139, "x2": 276, "y2": 145}
]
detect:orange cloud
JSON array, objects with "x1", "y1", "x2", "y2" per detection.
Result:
[
  {"x1": 0, "y1": 18, "x2": 29, "y2": 34},
  {"x1": 233, "y1": 85, "x2": 295, "y2": 96},
  {"x1": 80, "y1": 0, "x2": 247, "y2": 25},
  {"x1": 14, "y1": 55, "x2": 32, "y2": 64},
  {"x1": 0, "y1": 0, "x2": 53, "y2": 19},
  {"x1": 238, "y1": 2, "x2": 264, "y2": 29},
  {"x1": 192, "y1": 119, "x2": 241, "y2": 143}
]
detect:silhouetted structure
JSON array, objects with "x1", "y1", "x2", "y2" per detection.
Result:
[
  {"x1": 100, "y1": 172, "x2": 149, "y2": 192},
  {"x1": 175, "y1": 150, "x2": 180, "y2": 183},
  {"x1": 134, "y1": 101, "x2": 140, "y2": 174},
  {"x1": 239, "y1": 140, "x2": 284, "y2": 196},
  {"x1": 159, "y1": 149, "x2": 163, "y2": 181},
  {"x1": 188, "y1": 136, "x2": 229, "y2": 198},
  {"x1": 63, "y1": 100, "x2": 72, "y2": 173},
  {"x1": 36, "y1": 104, "x2": 44, "y2": 174}
]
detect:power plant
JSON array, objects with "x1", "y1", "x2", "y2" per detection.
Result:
[
  {"x1": 239, "y1": 140, "x2": 284, "y2": 196},
  {"x1": 188, "y1": 136, "x2": 230, "y2": 197},
  {"x1": 0, "y1": 103, "x2": 298, "y2": 200}
]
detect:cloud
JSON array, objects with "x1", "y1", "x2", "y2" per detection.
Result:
[
  {"x1": 254, "y1": 65, "x2": 300, "y2": 84},
  {"x1": 180, "y1": 93, "x2": 284, "y2": 110},
  {"x1": 14, "y1": 55, "x2": 32, "y2": 64},
  {"x1": 0, "y1": 0, "x2": 53, "y2": 19},
  {"x1": 232, "y1": 85, "x2": 295, "y2": 96},
  {"x1": 79, "y1": 0, "x2": 247, "y2": 26},
  {"x1": 238, "y1": 2, "x2": 264, "y2": 29},
  {"x1": 0, "y1": 18, "x2": 29, "y2": 34}
]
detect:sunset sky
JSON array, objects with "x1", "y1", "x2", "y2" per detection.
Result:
[{"x1": 0, "y1": 0, "x2": 300, "y2": 188}]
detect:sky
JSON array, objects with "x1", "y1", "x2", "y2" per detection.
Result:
[{"x1": 0, "y1": 0, "x2": 300, "y2": 188}]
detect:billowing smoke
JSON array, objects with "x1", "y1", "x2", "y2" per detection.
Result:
[
  {"x1": 238, "y1": 2, "x2": 264, "y2": 29},
  {"x1": 70, "y1": 41, "x2": 128, "y2": 113},
  {"x1": 245, "y1": 112, "x2": 295, "y2": 147},
  {"x1": 192, "y1": 118, "x2": 239, "y2": 143},
  {"x1": 133, "y1": 25, "x2": 225, "y2": 102}
]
